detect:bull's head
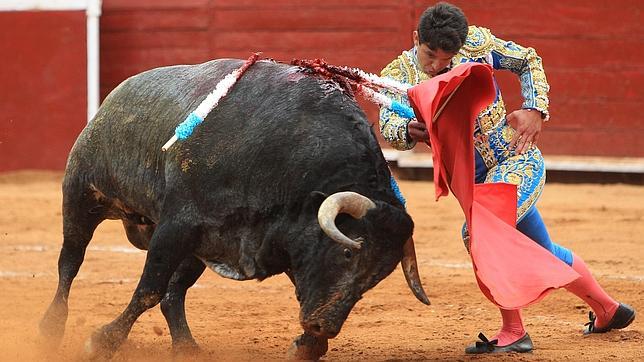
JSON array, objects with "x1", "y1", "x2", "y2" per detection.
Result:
[{"x1": 288, "y1": 191, "x2": 429, "y2": 340}]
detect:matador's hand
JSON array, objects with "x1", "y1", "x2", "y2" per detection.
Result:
[
  {"x1": 407, "y1": 119, "x2": 430, "y2": 143},
  {"x1": 507, "y1": 109, "x2": 544, "y2": 154}
]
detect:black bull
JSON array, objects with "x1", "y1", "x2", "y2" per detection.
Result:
[{"x1": 39, "y1": 59, "x2": 429, "y2": 359}]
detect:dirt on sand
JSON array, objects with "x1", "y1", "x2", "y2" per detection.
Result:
[{"x1": 0, "y1": 171, "x2": 642, "y2": 361}]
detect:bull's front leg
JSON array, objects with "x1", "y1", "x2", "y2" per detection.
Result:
[
  {"x1": 284, "y1": 271, "x2": 329, "y2": 361},
  {"x1": 288, "y1": 332, "x2": 329, "y2": 361},
  {"x1": 84, "y1": 221, "x2": 199, "y2": 359}
]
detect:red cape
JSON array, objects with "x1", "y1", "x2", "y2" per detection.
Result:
[{"x1": 407, "y1": 63, "x2": 579, "y2": 309}]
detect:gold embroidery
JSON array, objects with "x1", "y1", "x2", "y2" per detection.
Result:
[
  {"x1": 501, "y1": 125, "x2": 515, "y2": 142},
  {"x1": 474, "y1": 134, "x2": 496, "y2": 169},
  {"x1": 400, "y1": 51, "x2": 429, "y2": 85},
  {"x1": 517, "y1": 170, "x2": 545, "y2": 220},
  {"x1": 461, "y1": 26, "x2": 494, "y2": 58},
  {"x1": 477, "y1": 96, "x2": 506, "y2": 134},
  {"x1": 380, "y1": 54, "x2": 417, "y2": 150}
]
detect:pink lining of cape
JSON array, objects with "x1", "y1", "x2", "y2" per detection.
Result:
[{"x1": 407, "y1": 63, "x2": 579, "y2": 309}]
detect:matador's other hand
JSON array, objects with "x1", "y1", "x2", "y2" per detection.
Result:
[
  {"x1": 507, "y1": 109, "x2": 544, "y2": 154},
  {"x1": 407, "y1": 119, "x2": 430, "y2": 143}
]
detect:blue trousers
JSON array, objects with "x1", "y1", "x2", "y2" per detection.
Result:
[{"x1": 517, "y1": 206, "x2": 573, "y2": 265}]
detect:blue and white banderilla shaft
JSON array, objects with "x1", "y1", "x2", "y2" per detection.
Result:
[
  {"x1": 162, "y1": 53, "x2": 261, "y2": 151},
  {"x1": 357, "y1": 84, "x2": 416, "y2": 119}
]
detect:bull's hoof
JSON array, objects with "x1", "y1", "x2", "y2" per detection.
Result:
[
  {"x1": 287, "y1": 333, "x2": 328, "y2": 361},
  {"x1": 84, "y1": 326, "x2": 127, "y2": 360},
  {"x1": 172, "y1": 339, "x2": 202, "y2": 359},
  {"x1": 39, "y1": 305, "x2": 68, "y2": 347}
]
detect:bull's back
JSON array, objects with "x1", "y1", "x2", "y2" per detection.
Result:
[
  {"x1": 65, "y1": 58, "x2": 379, "y2": 219},
  {"x1": 65, "y1": 59, "x2": 246, "y2": 218},
  {"x1": 177, "y1": 61, "x2": 378, "y2": 210}
]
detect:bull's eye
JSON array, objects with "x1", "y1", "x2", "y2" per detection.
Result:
[{"x1": 343, "y1": 248, "x2": 353, "y2": 260}]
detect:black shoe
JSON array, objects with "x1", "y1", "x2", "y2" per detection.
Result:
[
  {"x1": 465, "y1": 332, "x2": 533, "y2": 354},
  {"x1": 584, "y1": 303, "x2": 636, "y2": 334}
]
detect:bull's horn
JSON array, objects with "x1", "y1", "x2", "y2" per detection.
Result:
[
  {"x1": 317, "y1": 191, "x2": 376, "y2": 249},
  {"x1": 402, "y1": 236, "x2": 430, "y2": 305}
]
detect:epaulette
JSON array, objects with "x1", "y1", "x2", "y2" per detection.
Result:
[
  {"x1": 461, "y1": 25, "x2": 494, "y2": 58},
  {"x1": 380, "y1": 56, "x2": 404, "y2": 80},
  {"x1": 382, "y1": 51, "x2": 428, "y2": 85}
]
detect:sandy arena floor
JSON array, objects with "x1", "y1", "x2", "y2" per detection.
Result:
[{"x1": 0, "y1": 171, "x2": 642, "y2": 361}]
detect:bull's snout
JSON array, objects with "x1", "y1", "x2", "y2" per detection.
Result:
[
  {"x1": 299, "y1": 291, "x2": 358, "y2": 339},
  {"x1": 301, "y1": 320, "x2": 340, "y2": 339}
]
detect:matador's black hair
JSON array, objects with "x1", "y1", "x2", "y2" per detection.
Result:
[{"x1": 418, "y1": 2, "x2": 469, "y2": 53}]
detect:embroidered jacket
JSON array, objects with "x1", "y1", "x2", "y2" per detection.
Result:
[
  {"x1": 380, "y1": 25, "x2": 550, "y2": 220},
  {"x1": 379, "y1": 25, "x2": 550, "y2": 160}
]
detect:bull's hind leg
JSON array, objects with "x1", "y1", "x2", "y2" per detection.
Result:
[
  {"x1": 85, "y1": 220, "x2": 199, "y2": 359},
  {"x1": 40, "y1": 181, "x2": 106, "y2": 345},
  {"x1": 160, "y1": 255, "x2": 205, "y2": 354}
]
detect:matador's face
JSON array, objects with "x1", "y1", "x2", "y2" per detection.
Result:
[{"x1": 413, "y1": 31, "x2": 456, "y2": 77}]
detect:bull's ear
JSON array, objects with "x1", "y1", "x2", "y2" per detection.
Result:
[
  {"x1": 303, "y1": 191, "x2": 328, "y2": 214},
  {"x1": 371, "y1": 202, "x2": 414, "y2": 245}
]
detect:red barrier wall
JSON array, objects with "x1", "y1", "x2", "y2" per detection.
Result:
[
  {"x1": 99, "y1": 0, "x2": 643, "y2": 158},
  {"x1": 0, "y1": 10, "x2": 87, "y2": 171},
  {"x1": 2, "y1": 1, "x2": 642, "y2": 171}
]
